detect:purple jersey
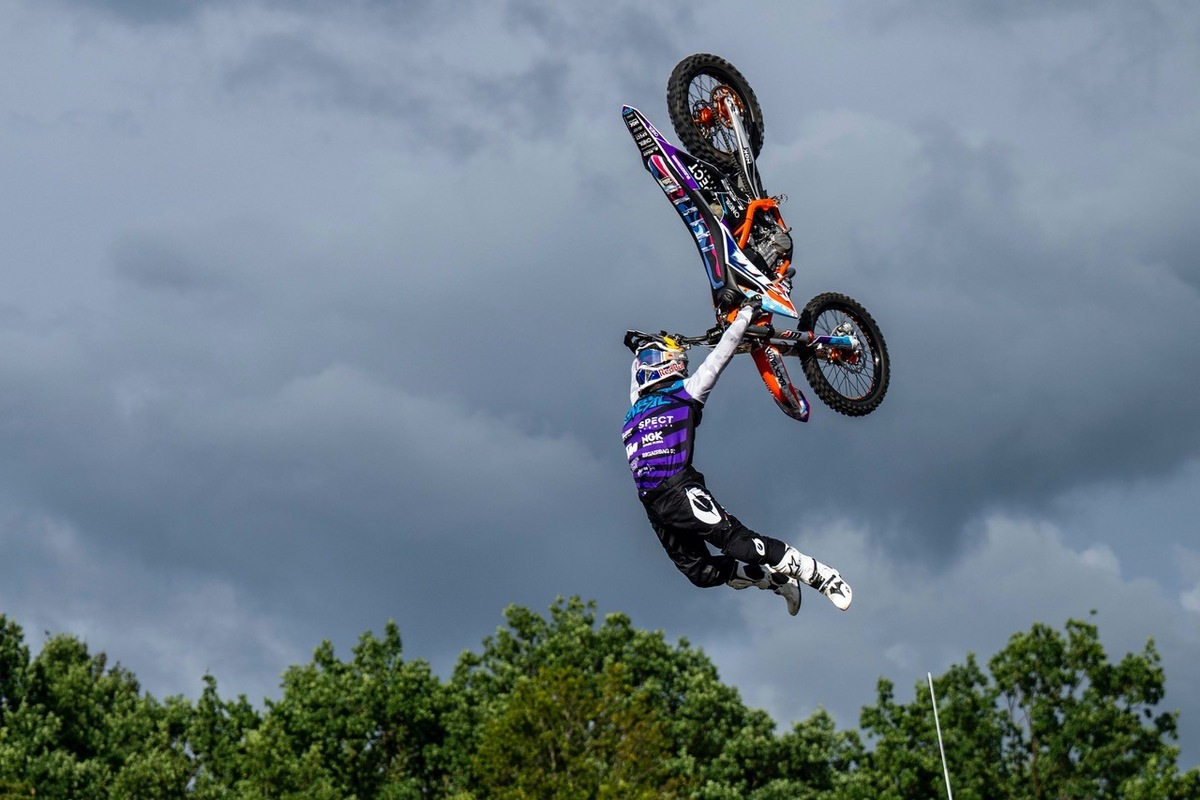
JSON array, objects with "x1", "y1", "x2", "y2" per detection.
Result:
[
  {"x1": 622, "y1": 308, "x2": 753, "y2": 497},
  {"x1": 622, "y1": 381, "x2": 700, "y2": 495}
]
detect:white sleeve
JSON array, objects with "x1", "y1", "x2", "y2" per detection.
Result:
[
  {"x1": 683, "y1": 307, "x2": 753, "y2": 404},
  {"x1": 630, "y1": 358, "x2": 641, "y2": 404}
]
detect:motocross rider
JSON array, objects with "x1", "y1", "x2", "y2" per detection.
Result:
[{"x1": 622, "y1": 295, "x2": 852, "y2": 615}]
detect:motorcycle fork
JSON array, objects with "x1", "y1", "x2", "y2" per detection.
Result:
[
  {"x1": 750, "y1": 342, "x2": 810, "y2": 423},
  {"x1": 721, "y1": 95, "x2": 765, "y2": 198}
]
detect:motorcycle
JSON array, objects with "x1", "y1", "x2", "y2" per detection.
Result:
[{"x1": 622, "y1": 53, "x2": 889, "y2": 420}]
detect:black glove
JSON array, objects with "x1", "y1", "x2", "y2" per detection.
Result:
[
  {"x1": 623, "y1": 330, "x2": 653, "y2": 353},
  {"x1": 714, "y1": 287, "x2": 741, "y2": 315},
  {"x1": 741, "y1": 294, "x2": 763, "y2": 313}
]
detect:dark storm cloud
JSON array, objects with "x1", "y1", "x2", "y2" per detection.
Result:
[
  {"x1": 50, "y1": 0, "x2": 210, "y2": 25},
  {"x1": 0, "y1": 272, "x2": 633, "y2": 671},
  {"x1": 5, "y1": 0, "x2": 1199, "y2": 771},
  {"x1": 868, "y1": 0, "x2": 1143, "y2": 28},
  {"x1": 701, "y1": 114, "x2": 1200, "y2": 560},
  {"x1": 50, "y1": 0, "x2": 450, "y2": 27},
  {"x1": 218, "y1": 32, "x2": 480, "y2": 151},
  {"x1": 862, "y1": 0, "x2": 1190, "y2": 127},
  {"x1": 216, "y1": 0, "x2": 693, "y2": 154},
  {"x1": 502, "y1": 0, "x2": 692, "y2": 77},
  {"x1": 112, "y1": 232, "x2": 236, "y2": 293}
]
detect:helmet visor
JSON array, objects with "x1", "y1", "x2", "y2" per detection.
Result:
[{"x1": 635, "y1": 340, "x2": 687, "y2": 389}]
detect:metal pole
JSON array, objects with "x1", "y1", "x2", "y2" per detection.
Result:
[{"x1": 928, "y1": 672, "x2": 955, "y2": 800}]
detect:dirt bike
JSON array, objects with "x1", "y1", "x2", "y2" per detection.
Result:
[{"x1": 622, "y1": 53, "x2": 889, "y2": 420}]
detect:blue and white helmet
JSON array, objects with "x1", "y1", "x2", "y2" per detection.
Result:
[{"x1": 625, "y1": 331, "x2": 688, "y2": 394}]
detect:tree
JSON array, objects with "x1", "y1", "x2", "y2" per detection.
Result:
[
  {"x1": 0, "y1": 623, "x2": 191, "y2": 799},
  {"x1": 0, "y1": 617, "x2": 29, "y2": 723},
  {"x1": 447, "y1": 596, "x2": 780, "y2": 795},
  {"x1": 0, "y1": 781, "x2": 35, "y2": 800},
  {"x1": 757, "y1": 710, "x2": 865, "y2": 800},
  {"x1": 989, "y1": 617, "x2": 1187, "y2": 799},
  {"x1": 472, "y1": 662, "x2": 679, "y2": 798},
  {"x1": 857, "y1": 615, "x2": 1200, "y2": 800},
  {"x1": 184, "y1": 674, "x2": 262, "y2": 799},
  {"x1": 2, "y1": 606, "x2": 1196, "y2": 798},
  {"x1": 231, "y1": 620, "x2": 453, "y2": 799}
]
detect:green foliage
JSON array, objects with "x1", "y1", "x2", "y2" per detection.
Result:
[
  {"x1": 0, "y1": 605, "x2": 1196, "y2": 799},
  {"x1": 472, "y1": 662, "x2": 678, "y2": 798},
  {"x1": 858, "y1": 616, "x2": 1199, "y2": 800},
  {"x1": 0, "y1": 615, "x2": 193, "y2": 799},
  {"x1": 185, "y1": 674, "x2": 262, "y2": 798},
  {"x1": 229, "y1": 620, "x2": 452, "y2": 799},
  {"x1": 988, "y1": 618, "x2": 1182, "y2": 799},
  {"x1": 447, "y1": 596, "x2": 772, "y2": 794}
]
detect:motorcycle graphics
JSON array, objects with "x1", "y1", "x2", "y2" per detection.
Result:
[{"x1": 623, "y1": 54, "x2": 889, "y2": 420}]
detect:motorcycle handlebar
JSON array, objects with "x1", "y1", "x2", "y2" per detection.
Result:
[{"x1": 676, "y1": 323, "x2": 787, "y2": 347}]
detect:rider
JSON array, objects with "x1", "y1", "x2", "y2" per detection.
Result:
[{"x1": 622, "y1": 295, "x2": 852, "y2": 616}]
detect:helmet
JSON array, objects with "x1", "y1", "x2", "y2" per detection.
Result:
[{"x1": 625, "y1": 331, "x2": 688, "y2": 394}]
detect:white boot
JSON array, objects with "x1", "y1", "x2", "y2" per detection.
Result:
[
  {"x1": 727, "y1": 565, "x2": 801, "y2": 616},
  {"x1": 769, "y1": 573, "x2": 802, "y2": 616},
  {"x1": 772, "y1": 546, "x2": 853, "y2": 611}
]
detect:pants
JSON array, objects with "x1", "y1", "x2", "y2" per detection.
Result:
[{"x1": 641, "y1": 467, "x2": 788, "y2": 588}]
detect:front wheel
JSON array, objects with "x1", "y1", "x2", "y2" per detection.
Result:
[
  {"x1": 797, "y1": 293, "x2": 889, "y2": 417},
  {"x1": 667, "y1": 53, "x2": 764, "y2": 168}
]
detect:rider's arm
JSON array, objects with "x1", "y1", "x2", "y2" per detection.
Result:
[{"x1": 683, "y1": 306, "x2": 753, "y2": 404}]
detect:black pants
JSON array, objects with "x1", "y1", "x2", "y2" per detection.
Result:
[{"x1": 641, "y1": 467, "x2": 787, "y2": 588}]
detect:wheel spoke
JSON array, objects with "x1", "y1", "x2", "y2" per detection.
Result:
[
  {"x1": 814, "y1": 308, "x2": 879, "y2": 401},
  {"x1": 687, "y1": 73, "x2": 740, "y2": 155}
]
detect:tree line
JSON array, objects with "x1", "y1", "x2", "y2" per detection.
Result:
[{"x1": 0, "y1": 598, "x2": 1196, "y2": 799}]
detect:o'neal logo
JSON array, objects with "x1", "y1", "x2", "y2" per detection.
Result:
[{"x1": 685, "y1": 487, "x2": 722, "y2": 525}]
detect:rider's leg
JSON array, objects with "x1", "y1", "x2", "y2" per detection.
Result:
[
  {"x1": 649, "y1": 476, "x2": 851, "y2": 611},
  {"x1": 727, "y1": 563, "x2": 801, "y2": 616},
  {"x1": 707, "y1": 511, "x2": 788, "y2": 567},
  {"x1": 644, "y1": 485, "x2": 801, "y2": 614},
  {"x1": 647, "y1": 515, "x2": 739, "y2": 588},
  {"x1": 700, "y1": 509, "x2": 802, "y2": 616}
]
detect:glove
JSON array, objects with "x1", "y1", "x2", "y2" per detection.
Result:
[{"x1": 741, "y1": 294, "x2": 763, "y2": 313}]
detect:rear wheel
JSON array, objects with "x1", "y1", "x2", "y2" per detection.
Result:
[
  {"x1": 798, "y1": 293, "x2": 889, "y2": 416},
  {"x1": 667, "y1": 53, "x2": 764, "y2": 167}
]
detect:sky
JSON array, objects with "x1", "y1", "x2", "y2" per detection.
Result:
[{"x1": 2, "y1": 0, "x2": 1199, "y2": 770}]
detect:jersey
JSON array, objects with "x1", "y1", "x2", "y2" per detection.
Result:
[
  {"x1": 622, "y1": 307, "x2": 753, "y2": 497},
  {"x1": 622, "y1": 381, "x2": 701, "y2": 495}
]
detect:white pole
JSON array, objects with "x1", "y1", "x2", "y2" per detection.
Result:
[{"x1": 928, "y1": 672, "x2": 955, "y2": 800}]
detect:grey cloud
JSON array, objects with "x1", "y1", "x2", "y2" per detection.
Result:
[
  {"x1": 466, "y1": 57, "x2": 571, "y2": 141},
  {"x1": 50, "y1": 0, "x2": 212, "y2": 25},
  {"x1": 5, "y1": 0, "x2": 1200, "y2": 772},
  {"x1": 216, "y1": 0, "x2": 696, "y2": 155},
  {"x1": 112, "y1": 232, "x2": 237, "y2": 293},
  {"x1": 865, "y1": 0, "x2": 1147, "y2": 29},
  {"x1": 503, "y1": 0, "x2": 692, "y2": 64},
  {"x1": 220, "y1": 33, "x2": 438, "y2": 119},
  {"x1": 676, "y1": 110, "x2": 1200, "y2": 565},
  {"x1": 707, "y1": 520, "x2": 1200, "y2": 767},
  {"x1": 49, "y1": 0, "x2": 449, "y2": 27}
]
